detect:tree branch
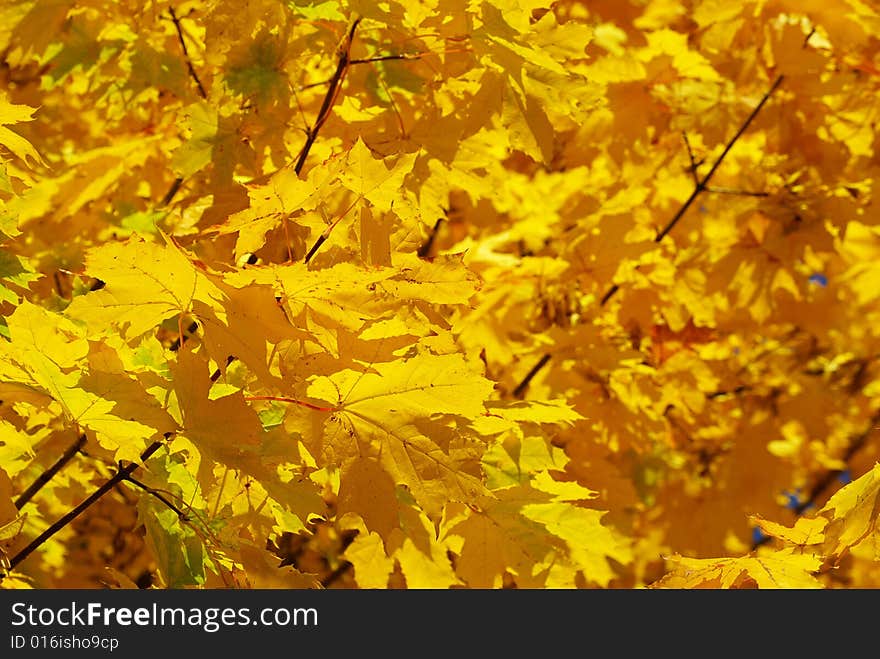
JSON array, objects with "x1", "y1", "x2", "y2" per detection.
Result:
[
  {"x1": 160, "y1": 177, "x2": 184, "y2": 207},
  {"x1": 14, "y1": 434, "x2": 87, "y2": 510},
  {"x1": 8, "y1": 439, "x2": 167, "y2": 570},
  {"x1": 122, "y1": 474, "x2": 190, "y2": 521},
  {"x1": 681, "y1": 131, "x2": 701, "y2": 185},
  {"x1": 298, "y1": 18, "x2": 362, "y2": 263},
  {"x1": 417, "y1": 218, "x2": 444, "y2": 258},
  {"x1": 601, "y1": 75, "x2": 784, "y2": 307},
  {"x1": 793, "y1": 409, "x2": 880, "y2": 516},
  {"x1": 527, "y1": 81, "x2": 785, "y2": 398},
  {"x1": 169, "y1": 319, "x2": 199, "y2": 352},
  {"x1": 349, "y1": 53, "x2": 420, "y2": 65},
  {"x1": 169, "y1": 7, "x2": 207, "y2": 100},
  {"x1": 320, "y1": 561, "x2": 353, "y2": 588},
  {"x1": 293, "y1": 18, "x2": 362, "y2": 177},
  {"x1": 512, "y1": 353, "x2": 551, "y2": 398},
  {"x1": 705, "y1": 186, "x2": 769, "y2": 197}
]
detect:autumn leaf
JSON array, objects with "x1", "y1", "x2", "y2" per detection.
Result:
[
  {"x1": 67, "y1": 234, "x2": 225, "y2": 340},
  {"x1": 653, "y1": 551, "x2": 823, "y2": 589},
  {"x1": 3, "y1": 0, "x2": 880, "y2": 592},
  {"x1": 0, "y1": 94, "x2": 43, "y2": 168}
]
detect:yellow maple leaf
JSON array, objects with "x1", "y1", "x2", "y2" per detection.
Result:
[
  {"x1": 817, "y1": 463, "x2": 880, "y2": 559},
  {"x1": 751, "y1": 515, "x2": 828, "y2": 548},
  {"x1": 654, "y1": 551, "x2": 823, "y2": 588},
  {"x1": 342, "y1": 530, "x2": 395, "y2": 589},
  {"x1": 67, "y1": 234, "x2": 225, "y2": 340},
  {"x1": 0, "y1": 93, "x2": 43, "y2": 168},
  {"x1": 339, "y1": 138, "x2": 416, "y2": 213},
  {"x1": 0, "y1": 302, "x2": 173, "y2": 460},
  {"x1": 307, "y1": 352, "x2": 494, "y2": 513},
  {"x1": 838, "y1": 222, "x2": 880, "y2": 305}
]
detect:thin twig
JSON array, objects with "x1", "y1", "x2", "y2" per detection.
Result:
[
  {"x1": 512, "y1": 354, "x2": 551, "y2": 398},
  {"x1": 210, "y1": 355, "x2": 236, "y2": 383},
  {"x1": 601, "y1": 75, "x2": 784, "y2": 307},
  {"x1": 169, "y1": 7, "x2": 207, "y2": 99},
  {"x1": 793, "y1": 409, "x2": 880, "y2": 515},
  {"x1": 293, "y1": 18, "x2": 362, "y2": 176},
  {"x1": 660, "y1": 75, "x2": 784, "y2": 244},
  {"x1": 9, "y1": 439, "x2": 167, "y2": 570},
  {"x1": 706, "y1": 384, "x2": 752, "y2": 400},
  {"x1": 682, "y1": 131, "x2": 701, "y2": 185},
  {"x1": 160, "y1": 177, "x2": 184, "y2": 207},
  {"x1": 169, "y1": 319, "x2": 199, "y2": 352},
  {"x1": 298, "y1": 52, "x2": 432, "y2": 90},
  {"x1": 320, "y1": 561, "x2": 353, "y2": 587},
  {"x1": 304, "y1": 197, "x2": 359, "y2": 264},
  {"x1": 304, "y1": 233, "x2": 329, "y2": 264},
  {"x1": 123, "y1": 474, "x2": 190, "y2": 521},
  {"x1": 706, "y1": 186, "x2": 769, "y2": 197},
  {"x1": 524, "y1": 78, "x2": 786, "y2": 396},
  {"x1": 349, "y1": 53, "x2": 420, "y2": 65},
  {"x1": 417, "y1": 218, "x2": 444, "y2": 258},
  {"x1": 803, "y1": 27, "x2": 816, "y2": 48},
  {"x1": 14, "y1": 435, "x2": 87, "y2": 510},
  {"x1": 295, "y1": 18, "x2": 363, "y2": 264}
]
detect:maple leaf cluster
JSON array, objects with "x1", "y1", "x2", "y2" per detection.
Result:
[{"x1": 0, "y1": 0, "x2": 879, "y2": 589}]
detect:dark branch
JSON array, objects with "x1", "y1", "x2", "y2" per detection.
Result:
[
  {"x1": 320, "y1": 561, "x2": 353, "y2": 588},
  {"x1": 123, "y1": 474, "x2": 190, "y2": 521},
  {"x1": 298, "y1": 52, "x2": 418, "y2": 91},
  {"x1": 14, "y1": 435, "x2": 86, "y2": 510},
  {"x1": 9, "y1": 439, "x2": 167, "y2": 570},
  {"x1": 705, "y1": 186, "x2": 769, "y2": 197},
  {"x1": 304, "y1": 234, "x2": 328, "y2": 264},
  {"x1": 209, "y1": 355, "x2": 236, "y2": 383},
  {"x1": 682, "y1": 131, "x2": 701, "y2": 185},
  {"x1": 169, "y1": 319, "x2": 199, "y2": 352},
  {"x1": 600, "y1": 75, "x2": 784, "y2": 307},
  {"x1": 600, "y1": 283, "x2": 620, "y2": 307},
  {"x1": 297, "y1": 18, "x2": 363, "y2": 264},
  {"x1": 293, "y1": 18, "x2": 362, "y2": 177},
  {"x1": 417, "y1": 218, "x2": 444, "y2": 258},
  {"x1": 706, "y1": 384, "x2": 752, "y2": 400},
  {"x1": 513, "y1": 353, "x2": 552, "y2": 398},
  {"x1": 169, "y1": 7, "x2": 207, "y2": 100},
  {"x1": 160, "y1": 177, "x2": 184, "y2": 207},
  {"x1": 349, "y1": 53, "x2": 419, "y2": 65},
  {"x1": 802, "y1": 27, "x2": 817, "y2": 48}
]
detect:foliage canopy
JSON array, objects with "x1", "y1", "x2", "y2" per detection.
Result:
[{"x1": 0, "y1": 0, "x2": 879, "y2": 589}]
